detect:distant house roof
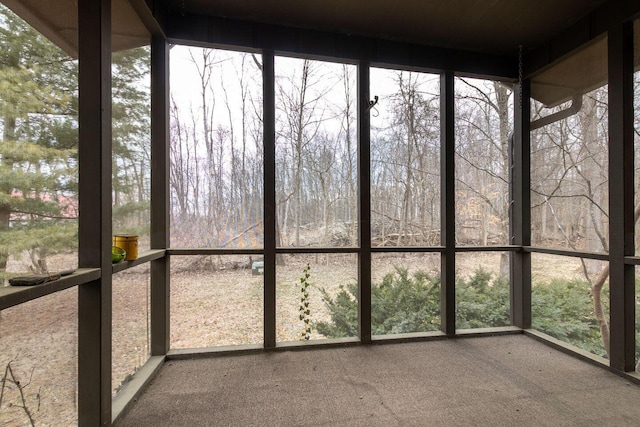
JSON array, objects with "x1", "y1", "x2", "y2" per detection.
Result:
[{"x1": 10, "y1": 190, "x2": 77, "y2": 220}]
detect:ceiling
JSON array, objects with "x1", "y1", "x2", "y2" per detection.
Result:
[
  {"x1": 162, "y1": 0, "x2": 639, "y2": 107},
  {"x1": 3, "y1": 0, "x2": 636, "y2": 107},
  {"x1": 165, "y1": 0, "x2": 607, "y2": 57},
  {"x1": 2, "y1": 0, "x2": 151, "y2": 56},
  {"x1": 3, "y1": 0, "x2": 610, "y2": 58}
]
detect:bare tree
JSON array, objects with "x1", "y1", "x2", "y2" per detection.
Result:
[
  {"x1": 275, "y1": 59, "x2": 337, "y2": 247},
  {"x1": 371, "y1": 70, "x2": 440, "y2": 247},
  {"x1": 531, "y1": 86, "x2": 611, "y2": 357},
  {"x1": 454, "y1": 78, "x2": 512, "y2": 275},
  {"x1": 170, "y1": 48, "x2": 264, "y2": 248}
]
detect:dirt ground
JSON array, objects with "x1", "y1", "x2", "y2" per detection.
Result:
[{"x1": 0, "y1": 250, "x2": 590, "y2": 426}]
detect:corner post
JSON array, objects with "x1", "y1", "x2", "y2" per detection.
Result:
[
  {"x1": 510, "y1": 79, "x2": 531, "y2": 329},
  {"x1": 150, "y1": 35, "x2": 170, "y2": 356},
  {"x1": 77, "y1": 0, "x2": 112, "y2": 424},
  {"x1": 358, "y1": 61, "x2": 372, "y2": 343},
  {"x1": 608, "y1": 21, "x2": 635, "y2": 372},
  {"x1": 440, "y1": 71, "x2": 456, "y2": 335},
  {"x1": 263, "y1": 50, "x2": 277, "y2": 348}
]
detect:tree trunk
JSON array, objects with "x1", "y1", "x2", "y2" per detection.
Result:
[
  {"x1": 0, "y1": 116, "x2": 16, "y2": 281},
  {"x1": 590, "y1": 265, "x2": 610, "y2": 356}
]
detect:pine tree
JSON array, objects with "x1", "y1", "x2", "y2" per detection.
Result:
[
  {"x1": 111, "y1": 47, "x2": 151, "y2": 237},
  {"x1": 0, "y1": 5, "x2": 151, "y2": 280},
  {"x1": 0, "y1": 4, "x2": 78, "y2": 278}
]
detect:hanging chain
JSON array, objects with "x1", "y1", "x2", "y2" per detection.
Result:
[
  {"x1": 518, "y1": 45, "x2": 523, "y2": 110},
  {"x1": 180, "y1": 0, "x2": 186, "y2": 16}
]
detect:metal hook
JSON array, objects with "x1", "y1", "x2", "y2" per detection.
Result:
[
  {"x1": 367, "y1": 95, "x2": 378, "y2": 111},
  {"x1": 367, "y1": 95, "x2": 379, "y2": 117}
]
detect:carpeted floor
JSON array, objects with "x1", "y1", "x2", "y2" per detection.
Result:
[{"x1": 116, "y1": 335, "x2": 640, "y2": 426}]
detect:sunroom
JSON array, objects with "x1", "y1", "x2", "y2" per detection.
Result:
[{"x1": 1, "y1": 0, "x2": 640, "y2": 425}]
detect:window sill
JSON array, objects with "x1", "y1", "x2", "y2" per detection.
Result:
[
  {"x1": 0, "y1": 268, "x2": 101, "y2": 310},
  {"x1": 112, "y1": 249, "x2": 166, "y2": 274}
]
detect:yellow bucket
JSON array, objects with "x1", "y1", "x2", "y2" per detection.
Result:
[{"x1": 113, "y1": 235, "x2": 139, "y2": 261}]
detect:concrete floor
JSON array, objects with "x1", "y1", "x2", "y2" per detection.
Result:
[{"x1": 116, "y1": 335, "x2": 640, "y2": 426}]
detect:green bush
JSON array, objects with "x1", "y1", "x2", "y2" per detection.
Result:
[
  {"x1": 370, "y1": 268, "x2": 441, "y2": 335},
  {"x1": 316, "y1": 267, "x2": 442, "y2": 337},
  {"x1": 315, "y1": 283, "x2": 359, "y2": 338},
  {"x1": 316, "y1": 267, "x2": 514, "y2": 337},
  {"x1": 315, "y1": 267, "x2": 626, "y2": 361},
  {"x1": 456, "y1": 268, "x2": 509, "y2": 329},
  {"x1": 532, "y1": 279, "x2": 608, "y2": 356}
]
